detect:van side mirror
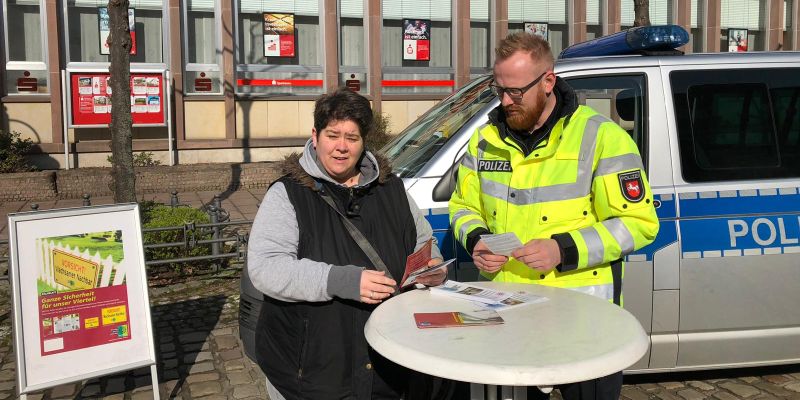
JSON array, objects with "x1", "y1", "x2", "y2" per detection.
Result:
[{"x1": 432, "y1": 156, "x2": 461, "y2": 202}]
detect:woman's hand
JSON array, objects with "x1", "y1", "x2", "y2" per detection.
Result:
[
  {"x1": 360, "y1": 270, "x2": 396, "y2": 304},
  {"x1": 415, "y1": 258, "x2": 447, "y2": 286}
]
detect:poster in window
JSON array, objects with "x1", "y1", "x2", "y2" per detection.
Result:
[
  {"x1": 403, "y1": 19, "x2": 431, "y2": 61},
  {"x1": 728, "y1": 28, "x2": 748, "y2": 52},
  {"x1": 69, "y1": 71, "x2": 166, "y2": 127},
  {"x1": 8, "y1": 204, "x2": 155, "y2": 393},
  {"x1": 524, "y1": 22, "x2": 549, "y2": 41},
  {"x1": 99, "y1": 7, "x2": 137, "y2": 56},
  {"x1": 263, "y1": 13, "x2": 296, "y2": 58}
]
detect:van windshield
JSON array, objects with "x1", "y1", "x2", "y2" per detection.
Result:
[{"x1": 380, "y1": 76, "x2": 495, "y2": 178}]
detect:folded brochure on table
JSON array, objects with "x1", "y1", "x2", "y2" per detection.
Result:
[
  {"x1": 414, "y1": 309, "x2": 504, "y2": 329},
  {"x1": 430, "y1": 280, "x2": 547, "y2": 309},
  {"x1": 401, "y1": 238, "x2": 454, "y2": 288}
]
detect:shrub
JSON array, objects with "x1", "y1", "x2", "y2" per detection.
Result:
[
  {"x1": 366, "y1": 111, "x2": 392, "y2": 152},
  {"x1": 107, "y1": 151, "x2": 162, "y2": 167},
  {"x1": 141, "y1": 204, "x2": 212, "y2": 273},
  {"x1": 0, "y1": 130, "x2": 36, "y2": 173}
]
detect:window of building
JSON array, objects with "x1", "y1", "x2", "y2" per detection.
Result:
[
  {"x1": 236, "y1": 0, "x2": 322, "y2": 95},
  {"x1": 671, "y1": 69, "x2": 800, "y2": 182},
  {"x1": 65, "y1": 0, "x2": 165, "y2": 64},
  {"x1": 381, "y1": 0, "x2": 454, "y2": 94},
  {"x1": 784, "y1": 0, "x2": 793, "y2": 49},
  {"x1": 470, "y1": 0, "x2": 491, "y2": 77},
  {"x1": 339, "y1": 0, "x2": 368, "y2": 94},
  {"x1": 586, "y1": 0, "x2": 603, "y2": 40},
  {"x1": 691, "y1": 0, "x2": 704, "y2": 52},
  {"x1": 566, "y1": 74, "x2": 648, "y2": 166},
  {"x1": 720, "y1": 0, "x2": 766, "y2": 52},
  {"x1": 184, "y1": 0, "x2": 221, "y2": 94},
  {"x1": 507, "y1": 0, "x2": 568, "y2": 57},
  {"x1": 621, "y1": 0, "x2": 673, "y2": 29},
  {"x1": 3, "y1": 0, "x2": 49, "y2": 94}
]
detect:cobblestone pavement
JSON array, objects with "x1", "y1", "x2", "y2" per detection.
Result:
[{"x1": 2, "y1": 191, "x2": 800, "y2": 399}]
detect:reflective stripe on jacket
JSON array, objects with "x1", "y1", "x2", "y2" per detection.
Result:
[{"x1": 449, "y1": 105, "x2": 659, "y2": 301}]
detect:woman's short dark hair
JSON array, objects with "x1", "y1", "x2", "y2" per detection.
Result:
[{"x1": 314, "y1": 88, "x2": 374, "y2": 139}]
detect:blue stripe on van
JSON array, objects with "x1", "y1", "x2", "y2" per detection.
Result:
[
  {"x1": 654, "y1": 193, "x2": 676, "y2": 220},
  {"x1": 678, "y1": 187, "x2": 800, "y2": 218},
  {"x1": 627, "y1": 220, "x2": 677, "y2": 262}
]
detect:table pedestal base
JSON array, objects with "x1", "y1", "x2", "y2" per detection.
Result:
[{"x1": 470, "y1": 384, "x2": 552, "y2": 400}]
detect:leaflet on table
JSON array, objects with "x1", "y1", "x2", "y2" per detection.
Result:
[
  {"x1": 480, "y1": 232, "x2": 523, "y2": 256},
  {"x1": 414, "y1": 309, "x2": 504, "y2": 329},
  {"x1": 401, "y1": 258, "x2": 455, "y2": 288},
  {"x1": 475, "y1": 291, "x2": 548, "y2": 311},
  {"x1": 430, "y1": 280, "x2": 515, "y2": 305}
]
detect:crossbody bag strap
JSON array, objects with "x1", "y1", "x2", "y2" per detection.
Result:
[{"x1": 316, "y1": 186, "x2": 398, "y2": 288}]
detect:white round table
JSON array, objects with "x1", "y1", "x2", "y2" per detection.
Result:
[{"x1": 365, "y1": 281, "x2": 647, "y2": 392}]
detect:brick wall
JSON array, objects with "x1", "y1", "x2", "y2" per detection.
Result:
[
  {"x1": 0, "y1": 171, "x2": 58, "y2": 201},
  {"x1": 0, "y1": 162, "x2": 284, "y2": 202}
]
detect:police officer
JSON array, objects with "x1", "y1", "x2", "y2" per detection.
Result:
[{"x1": 449, "y1": 32, "x2": 659, "y2": 400}]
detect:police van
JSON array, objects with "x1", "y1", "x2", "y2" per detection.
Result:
[{"x1": 241, "y1": 26, "x2": 800, "y2": 373}]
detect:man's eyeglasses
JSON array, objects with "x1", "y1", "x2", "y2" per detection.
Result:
[{"x1": 489, "y1": 71, "x2": 548, "y2": 99}]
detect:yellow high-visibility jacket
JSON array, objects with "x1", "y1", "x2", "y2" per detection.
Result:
[{"x1": 449, "y1": 104, "x2": 659, "y2": 303}]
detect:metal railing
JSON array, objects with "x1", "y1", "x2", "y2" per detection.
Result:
[{"x1": 0, "y1": 191, "x2": 255, "y2": 279}]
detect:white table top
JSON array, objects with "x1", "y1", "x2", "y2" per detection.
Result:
[{"x1": 364, "y1": 281, "x2": 648, "y2": 386}]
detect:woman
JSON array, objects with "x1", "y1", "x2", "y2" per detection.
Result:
[{"x1": 248, "y1": 88, "x2": 446, "y2": 400}]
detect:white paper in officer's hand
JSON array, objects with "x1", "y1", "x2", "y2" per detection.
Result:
[{"x1": 480, "y1": 233, "x2": 523, "y2": 256}]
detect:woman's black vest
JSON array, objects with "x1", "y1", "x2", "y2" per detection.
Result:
[{"x1": 256, "y1": 172, "x2": 417, "y2": 400}]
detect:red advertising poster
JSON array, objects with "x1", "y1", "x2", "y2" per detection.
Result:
[
  {"x1": 70, "y1": 72, "x2": 165, "y2": 126},
  {"x1": 99, "y1": 8, "x2": 137, "y2": 56},
  {"x1": 403, "y1": 19, "x2": 431, "y2": 61},
  {"x1": 263, "y1": 13, "x2": 295, "y2": 58},
  {"x1": 35, "y1": 231, "x2": 131, "y2": 356}
]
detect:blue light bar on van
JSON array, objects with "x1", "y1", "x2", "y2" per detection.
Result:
[{"x1": 559, "y1": 25, "x2": 689, "y2": 59}]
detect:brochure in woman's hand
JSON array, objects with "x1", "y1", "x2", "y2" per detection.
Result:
[
  {"x1": 401, "y1": 258, "x2": 455, "y2": 288},
  {"x1": 401, "y1": 238, "x2": 454, "y2": 288}
]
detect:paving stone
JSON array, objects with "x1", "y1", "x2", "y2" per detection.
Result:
[
  {"x1": 132, "y1": 389, "x2": 154, "y2": 399},
  {"x1": 134, "y1": 375, "x2": 152, "y2": 389},
  {"x1": 216, "y1": 335, "x2": 239, "y2": 350},
  {"x1": 183, "y1": 341, "x2": 211, "y2": 352},
  {"x1": 785, "y1": 382, "x2": 800, "y2": 393},
  {"x1": 713, "y1": 392, "x2": 741, "y2": 400},
  {"x1": 719, "y1": 382, "x2": 761, "y2": 398},
  {"x1": 220, "y1": 348, "x2": 243, "y2": 361},
  {"x1": 753, "y1": 381, "x2": 794, "y2": 397},
  {"x1": 0, "y1": 381, "x2": 13, "y2": 391},
  {"x1": 163, "y1": 369, "x2": 181, "y2": 381},
  {"x1": 50, "y1": 383, "x2": 77, "y2": 397},
  {"x1": 677, "y1": 388, "x2": 706, "y2": 400},
  {"x1": 162, "y1": 358, "x2": 179, "y2": 369},
  {"x1": 0, "y1": 392, "x2": 10, "y2": 400},
  {"x1": 687, "y1": 380, "x2": 715, "y2": 391},
  {"x1": 159, "y1": 379, "x2": 182, "y2": 397},
  {"x1": 739, "y1": 376, "x2": 759, "y2": 384},
  {"x1": 196, "y1": 395, "x2": 228, "y2": 400},
  {"x1": 23, "y1": 394, "x2": 43, "y2": 400},
  {"x1": 189, "y1": 381, "x2": 222, "y2": 397},
  {"x1": 621, "y1": 386, "x2": 651, "y2": 400},
  {"x1": 179, "y1": 332, "x2": 208, "y2": 344},
  {"x1": 101, "y1": 395, "x2": 125, "y2": 400},
  {"x1": 762, "y1": 374, "x2": 791, "y2": 385},
  {"x1": 655, "y1": 391, "x2": 682, "y2": 400},
  {"x1": 789, "y1": 373, "x2": 800, "y2": 380},
  {"x1": 212, "y1": 327, "x2": 233, "y2": 336},
  {"x1": 194, "y1": 351, "x2": 214, "y2": 362},
  {"x1": 80, "y1": 383, "x2": 102, "y2": 397},
  {"x1": 233, "y1": 384, "x2": 260, "y2": 399},
  {"x1": 105, "y1": 377, "x2": 127, "y2": 394},
  {"x1": 188, "y1": 361, "x2": 216, "y2": 374},
  {"x1": 225, "y1": 360, "x2": 246, "y2": 371},
  {"x1": 0, "y1": 369, "x2": 14, "y2": 381},
  {"x1": 228, "y1": 371, "x2": 253, "y2": 385},
  {"x1": 187, "y1": 372, "x2": 220, "y2": 384},
  {"x1": 659, "y1": 381, "x2": 686, "y2": 390},
  {"x1": 160, "y1": 343, "x2": 176, "y2": 353}
]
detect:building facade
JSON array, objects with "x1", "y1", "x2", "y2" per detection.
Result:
[{"x1": 2, "y1": 0, "x2": 798, "y2": 168}]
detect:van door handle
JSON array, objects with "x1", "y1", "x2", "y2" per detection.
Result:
[{"x1": 653, "y1": 199, "x2": 662, "y2": 209}]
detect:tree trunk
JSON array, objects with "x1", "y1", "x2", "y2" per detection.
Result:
[
  {"x1": 108, "y1": 0, "x2": 136, "y2": 203},
  {"x1": 633, "y1": 0, "x2": 651, "y2": 27}
]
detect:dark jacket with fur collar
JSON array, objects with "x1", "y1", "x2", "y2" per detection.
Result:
[{"x1": 254, "y1": 146, "x2": 419, "y2": 400}]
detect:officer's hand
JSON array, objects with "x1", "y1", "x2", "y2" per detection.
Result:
[
  {"x1": 360, "y1": 270, "x2": 396, "y2": 304},
  {"x1": 415, "y1": 258, "x2": 447, "y2": 286},
  {"x1": 472, "y1": 240, "x2": 508, "y2": 273},
  {"x1": 512, "y1": 239, "x2": 561, "y2": 272}
]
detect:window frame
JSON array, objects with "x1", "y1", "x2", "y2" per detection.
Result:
[
  {"x1": 233, "y1": 0, "x2": 325, "y2": 97},
  {"x1": 182, "y1": 0, "x2": 223, "y2": 95},
  {"x1": 61, "y1": 0, "x2": 170, "y2": 69},
  {"x1": 3, "y1": 0, "x2": 49, "y2": 96}
]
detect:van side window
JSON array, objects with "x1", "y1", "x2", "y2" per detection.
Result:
[
  {"x1": 671, "y1": 69, "x2": 800, "y2": 182},
  {"x1": 565, "y1": 75, "x2": 648, "y2": 169}
]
